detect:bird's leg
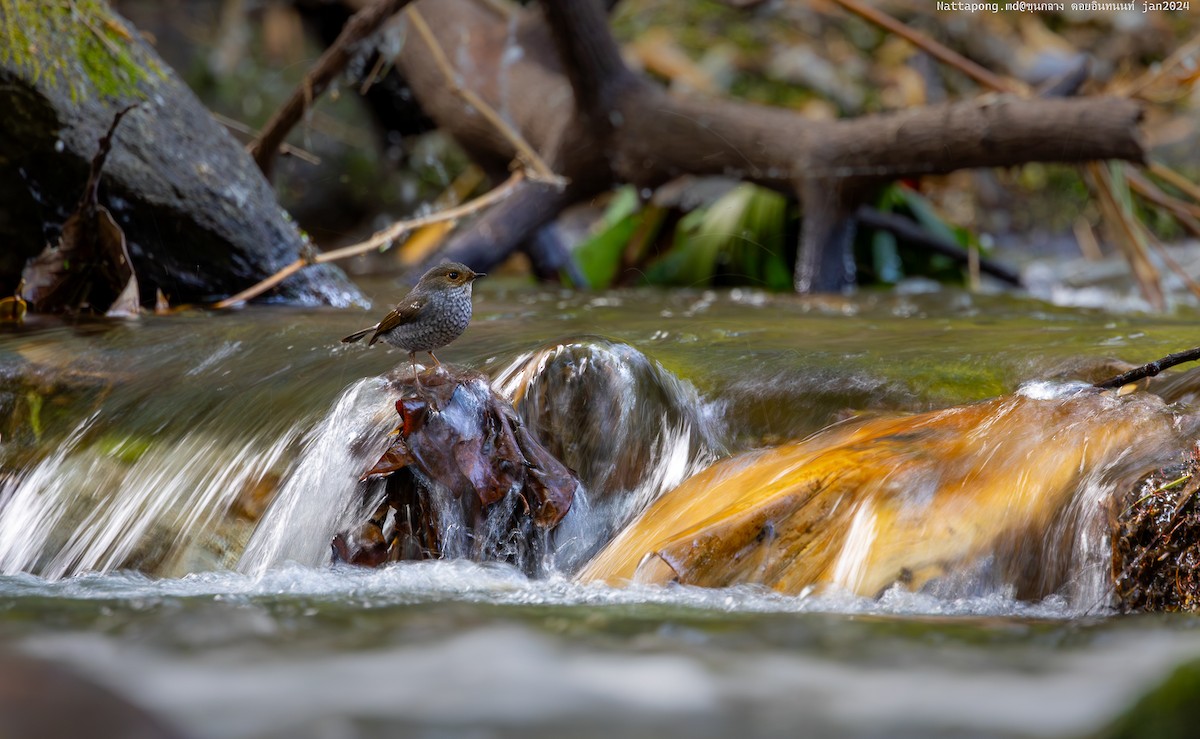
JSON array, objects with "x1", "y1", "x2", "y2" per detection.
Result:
[
  {"x1": 410, "y1": 351, "x2": 441, "y2": 411},
  {"x1": 409, "y1": 352, "x2": 422, "y2": 391},
  {"x1": 427, "y1": 351, "x2": 441, "y2": 367}
]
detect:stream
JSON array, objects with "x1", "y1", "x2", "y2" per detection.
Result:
[{"x1": 2, "y1": 276, "x2": 1199, "y2": 738}]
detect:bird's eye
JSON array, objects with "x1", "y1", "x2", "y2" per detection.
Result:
[{"x1": 448, "y1": 271, "x2": 460, "y2": 280}]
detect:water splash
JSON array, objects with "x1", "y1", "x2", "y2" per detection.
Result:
[
  {"x1": 0, "y1": 416, "x2": 97, "y2": 576},
  {"x1": 238, "y1": 378, "x2": 397, "y2": 576}
]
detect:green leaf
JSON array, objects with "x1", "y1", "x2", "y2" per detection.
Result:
[
  {"x1": 644, "y1": 184, "x2": 790, "y2": 289},
  {"x1": 871, "y1": 229, "x2": 903, "y2": 284},
  {"x1": 570, "y1": 214, "x2": 642, "y2": 289},
  {"x1": 895, "y1": 187, "x2": 964, "y2": 248},
  {"x1": 567, "y1": 186, "x2": 645, "y2": 289}
]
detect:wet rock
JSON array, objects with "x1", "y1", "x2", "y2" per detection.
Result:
[
  {"x1": 488, "y1": 338, "x2": 725, "y2": 571},
  {"x1": 579, "y1": 388, "x2": 1193, "y2": 600},
  {"x1": 0, "y1": 1, "x2": 363, "y2": 307},
  {"x1": 1111, "y1": 444, "x2": 1200, "y2": 612},
  {"x1": 494, "y1": 338, "x2": 722, "y2": 504},
  {"x1": 334, "y1": 365, "x2": 579, "y2": 575},
  {"x1": 0, "y1": 652, "x2": 189, "y2": 739}
]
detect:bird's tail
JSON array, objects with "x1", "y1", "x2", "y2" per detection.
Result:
[{"x1": 341, "y1": 326, "x2": 376, "y2": 344}]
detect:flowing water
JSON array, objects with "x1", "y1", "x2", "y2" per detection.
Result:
[{"x1": 2, "y1": 277, "x2": 1200, "y2": 737}]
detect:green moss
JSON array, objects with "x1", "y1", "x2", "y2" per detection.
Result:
[
  {"x1": 0, "y1": 0, "x2": 161, "y2": 101},
  {"x1": 96, "y1": 433, "x2": 152, "y2": 465}
]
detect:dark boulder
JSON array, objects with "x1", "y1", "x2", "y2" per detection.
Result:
[{"x1": 0, "y1": 0, "x2": 363, "y2": 307}]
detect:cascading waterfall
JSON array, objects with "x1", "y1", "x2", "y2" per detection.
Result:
[
  {"x1": 0, "y1": 415, "x2": 299, "y2": 579},
  {"x1": 0, "y1": 324, "x2": 1189, "y2": 612},
  {"x1": 238, "y1": 378, "x2": 399, "y2": 576}
]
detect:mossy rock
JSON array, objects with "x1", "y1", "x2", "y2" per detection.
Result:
[
  {"x1": 1110, "y1": 449, "x2": 1200, "y2": 612},
  {"x1": 0, "y1": 0, "x2": 362, "y2": 306}
]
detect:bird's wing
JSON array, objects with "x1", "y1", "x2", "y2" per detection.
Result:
[
  {"x1": 341, "y1": 326, "x2": 375, "y2": 343},
  {"x1": 367, "y1": 299, "x2": 423, "y2": 345}
]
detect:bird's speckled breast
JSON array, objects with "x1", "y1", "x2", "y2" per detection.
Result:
[{"x1": 383, "y1": 284, "x2": 473, "y2": 353}]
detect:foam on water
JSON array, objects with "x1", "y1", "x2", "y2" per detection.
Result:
[{"x1": 0, "y1": 559, "x2": 1083, "y2": 620}]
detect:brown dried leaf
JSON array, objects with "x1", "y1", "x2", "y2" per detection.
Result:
[
  {"x1": 99, "y1": 207, "x2": 140, "y2": 318},
  {"x1": 19, "y1": 105, "x2": 140, "y2": 315},
  {"x1": 361, "y1": 439, "x2": 416, "y2": 481},
  {"x1": 513, "y1": 424, "x2": 575, "y2": 527}
]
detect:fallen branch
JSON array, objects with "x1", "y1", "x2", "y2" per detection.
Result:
[
  {"x1": 1094, "y1": 346, "x2": 1200, "y2": 390},
  {"x1": 369, "y1": 0, "x2": 1150, "y2": 291},
  {"x1": 249, "y1": 0, "x2": 414, "y2": 179},
  {"x1": 212, "y1": 171, "x2": 525, "y2": 308}
]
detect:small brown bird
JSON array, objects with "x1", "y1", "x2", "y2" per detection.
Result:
[{"x1": 342, "y1": 262, "x2": 482, "y2": 384}]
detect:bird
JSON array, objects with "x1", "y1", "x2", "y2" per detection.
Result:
[{"x1": 342, "y1": 262, "x2": 483, "y2": 387}]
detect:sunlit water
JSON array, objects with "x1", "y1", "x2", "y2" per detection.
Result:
[{"x1": 3, "y1": 278, "x2": 1200, "y2": 737}]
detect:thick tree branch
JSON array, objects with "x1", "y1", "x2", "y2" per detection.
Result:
[
  {"x1": 794, "y1": 179, "x2": 861, "y2": 293},
  {"x1": 407, "y1": 178, "x2": 581, "y2": 279},
  {"x1": 614, "y1": 92, "x2": 1144, "y2": 190},
  {"x1": 538, "y1": 0, "x2": 637, "y2": 124}
]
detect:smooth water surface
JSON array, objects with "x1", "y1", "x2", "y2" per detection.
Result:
[{"x1": 2, "y1": 277, "x2": 1200, "y2": 737}]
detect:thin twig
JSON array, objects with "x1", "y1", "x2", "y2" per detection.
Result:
[
  {"x1": 1123, "y1": 31, "x2": 1200, "y2": 99},
  {"x1": 1149, "y1": 161, "x2": 1200, "y2": 207},
  {"x1": 828, "y1": 0, "x2": 1024, "y2": 94},
  {"x1": 211, "y1": 112, "x2": 321, "y2": 165},
  {"x1": 1128, "y1": 168, "x2": 1200, "y2": 238},
  {"x1": 211, "y1": 171, "x2": 526, "y2": 308},
  {"x1": 855, "y1": 206, "x2": 1022, "y2": 286},
  {"x1": 1088, "y1": 162, "x2": 1165, "y2": 310},
  {"x1": 359, "y1": 52, "x2": 389, "y2": 95},
  {"x1": 249, "y1": 0, "x2": 414, "y2": 178},
  {"x1": 406, "y1": 7, "x2": 567, "y2": 188},
  {"x1": 1073, "y1": 216, "x2": 1103, "y2": 261},
  {"x1": 212, "y1": 259, "x2": 307, "y2": 309},
  {"x1": 1094, "y1": 346, "x2": 1200, "y2": 390},
  {"x1": 317, "y1": 170, "x2": 525, "y2": 261}
]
